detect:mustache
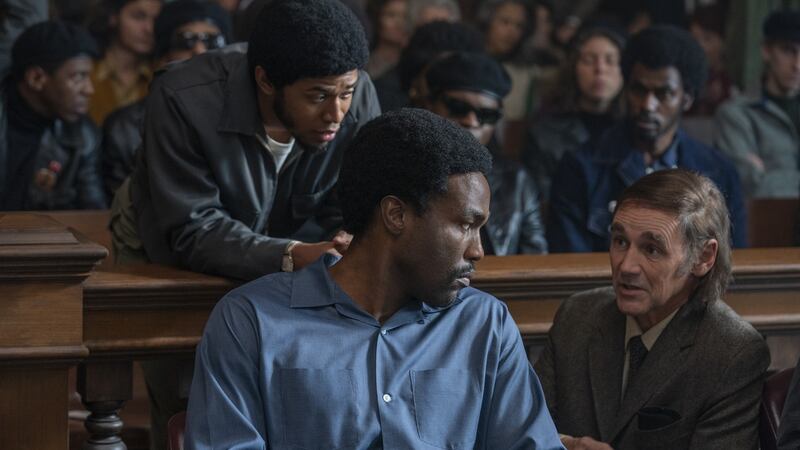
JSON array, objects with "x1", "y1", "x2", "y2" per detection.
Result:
[{"x1": 448, "y1": 263, "x2": 475, "y2": 280}]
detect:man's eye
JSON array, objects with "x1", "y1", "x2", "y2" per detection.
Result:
[
  {"x1": 612, "y1": 237, "x2": 627, "y2": 248},
  {"x1": 340, "y1": 91, "x2": 355, "y2": 100},
  {"x1": 645, "y1": 245, "x2": 662, "y2": 257}
]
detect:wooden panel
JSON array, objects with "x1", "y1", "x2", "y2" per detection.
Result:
[
  {"x1": 748, "y1": 198, "x2": 799, "y2": 248},
  {"x1": 0, "y1": 282, "x2": 82, "y2": 348},
  {"x1": 0, "y1": 367, "x2": 69, "y2": 450}
]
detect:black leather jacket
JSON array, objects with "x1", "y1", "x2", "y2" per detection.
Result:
[
  {"x1": 101, "y1": 99, "x2": 144, "y2": 199},
  {"x1": 481, "y1": 141, "x2": 547, "y2": 255},
  {"x1": 0, "y1": 84, "x2": 106, "y2": 210},
  {"x1": 127, "y1": 47, "x2": 381, "y2": 280}
]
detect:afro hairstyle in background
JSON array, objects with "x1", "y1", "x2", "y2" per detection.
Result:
[
  {"x1": 338, "y1": 108, "x2": 492, "y2": 236},
  {"x1": 621, "y1": 25, "x2": 708, "y2": 99},
  {"x1": 247, "y1": 0, "x2": 369, "y2": 88},
  {"x1": 397, "y1": 21, "x2": 484, "y2": 92}
]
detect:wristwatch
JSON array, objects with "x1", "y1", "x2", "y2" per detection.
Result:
[{"x1": 281, "y1": 241, "x2": 300, "y2": 272}]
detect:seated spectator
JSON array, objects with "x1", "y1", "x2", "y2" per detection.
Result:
[
  {"x1": 365, "y1": 0, "x2": 409, "y2": 79},
  {"x1": 374, "y1": 20, "x2": 483, "y2": 112},
  {"x1": 687, "y1": 4, "x2": 737, "y2": 116},
  {"x1": 522, "y1": 25, "x2": 625, "y2": 199},
  {"x1": 548, "y1": 25, "x2": 747, "y2": 252},
  {"x1": 424, "y1": 51, "x2": 547, "y2": 254},
  {"x1": 87, "y1": 0, "x2": 162, "y2": 125},
  {"x1": 713, "y1": 10, "x2": 800, "y2": 198},
  {"x1": 1, "y1": 21, "x2": 106, "y2": 211},
  {"x1": 407, "y1": 0, "x2": 460, "y2": 28},
  {"x1": 476, "y1": 0, "x2": 539, "y2": 123},
  {"x1": 185, "y1": 108, "x2": 565, "y2": 449},
  {"x1": 101, "y1": 0, "x2": 231, "y2": 198},
  {"x1": 536, "y1": 168, "x2": 769, "y2": 450}
]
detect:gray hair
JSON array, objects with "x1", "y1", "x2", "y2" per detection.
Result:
[{"x1": 614, "y1": 169, "x2": 732, "y2": 302}]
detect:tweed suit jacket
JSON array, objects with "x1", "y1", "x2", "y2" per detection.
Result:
[{"x1": 534, "y1": 286, "x2": 769, "y2": 450}]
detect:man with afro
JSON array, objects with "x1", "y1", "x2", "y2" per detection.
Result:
[
  {"x1": 547, "y1": 25, "x2": 747, "y2": 252},
  {"x1": 185, "y1": 108, "x2": 565, "y2": 449},
  {"x1": 109, "y1": 0, "x2": 379, "y2": 447}
]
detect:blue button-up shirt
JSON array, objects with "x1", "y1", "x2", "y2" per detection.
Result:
[{"x1": 185, "y1": 255, "x2": 564, "y2": 449}]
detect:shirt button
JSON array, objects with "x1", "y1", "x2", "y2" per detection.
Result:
[
  {"x1": 380, "y1": 329, "x2": 388, "y2": 335},
  {"x1": 382, "y1": 393, "x2": 392, "y2": 403}
]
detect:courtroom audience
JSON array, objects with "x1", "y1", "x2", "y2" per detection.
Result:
[
  {"x1": 476, "y1": 0, "x2": 540, "y2": 122},
  {"x1": 547, "y1": 25, "x2": 747, "y2": 252},
  {"x1": 0, "y1": 0, "x2": 48, "y2": 79},
  {"x1": 185, "y1": 108, "x2": 564, "y2": 449},
  {"x1": 101, "y1": 0, "x2": 231, "y2": 198},
  {"x1": 373, "y1": 20, "x2": 483, "y2": 111},
  {"x1": 713, "y1": 10, "x2": 800, "y2": 199},
  {"x1": 687, "y1": 4, "x2": 737, "y2": 116},
  {"x1": 108, "y1": 0, "x2": 379, "y2": 447},
  {"x1": 522, "y1": 25, "x2": 625, "y2": 200},
  {"x1": 407, "y1": 0, "x2": 460, "y2": 29},
  {"x1": 87, "y1": 0, "x2": 162, "y2": 125},
  {"x1": 1, "y1": 20, "x2": 106, "y2": 211},
  {"x1": 365, "y1": 0, "x2": 409, "y2": 79},
  {"x1": 424, "y1": 51, "x2": 547, "y2": 254},
  {"x1": 536, "y1": 168, "x2": 769, "y2": 450}
]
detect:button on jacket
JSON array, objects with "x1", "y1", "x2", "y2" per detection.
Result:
[
  {"x1": 185, "y1": 256, "x2": 565, "y2": 450},
  {"x1": 128, "y1": 46, "x2": 381, "y2": 280}
]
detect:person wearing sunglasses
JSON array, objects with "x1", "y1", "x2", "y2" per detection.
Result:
[
  {"x1": 100, "y1": 0, "x2": 231, "y2": 199},
  {"x1": 424, "y1": 51, "x2": 547, "y2": 255}
]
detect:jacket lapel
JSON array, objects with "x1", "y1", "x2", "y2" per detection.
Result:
[
  {"x1": 609, "y1": 298, "x2": 706, "y2": 442},
  {"x1": 588, "y1": 302, "x2": 626, "y2": 441}
]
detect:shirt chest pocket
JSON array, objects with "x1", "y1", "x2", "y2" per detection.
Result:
[
  {"x1": 410, "y1": 369, "x2": 481, "y2": 449},
  {"x1": 278, "y1": 368, "x2": 362, "y2": 449}
]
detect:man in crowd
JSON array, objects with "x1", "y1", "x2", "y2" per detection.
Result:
[
  {"x1": 185, "y1": 108, "x2": 565, "y2": 449},
  {"x1": 109, "y1": 0, "x2": 379, "y2": 447},
  {"x1": 548, "y1": 25, "x2": 747, "y2": 252},
  {"x1": 422, "y1": 51, "x2": 547, "y2": 254},
  {"x1": 536, "y1": 169, "x2": 769, "y2": 449},
  {"x1": 1, "y1": 20, "x2": 106, "y2": 211},
  {"x1": 714, "y1": 10, "x2": 800, "y2": 198},
  {"x1": 111, "y1": 0, "x2": 380, "y2": 279},
  {"x1": 101, "y1": 0, "x2": 232, "y2": 198}
]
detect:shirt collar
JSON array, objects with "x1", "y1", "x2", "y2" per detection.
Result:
[
  {"x1": 624, "y1": 308, "x2": 679, "y2": 351},
  {"x1": 289, "y1": 253, "x2": 464, "y2": 315}
]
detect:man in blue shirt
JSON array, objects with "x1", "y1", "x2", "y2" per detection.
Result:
[
  {"x1": 185, "y1": 108, "x2": 564, "y2": 449},
  {"x1": 547, "y1": 25, "x2": 747, "y2": 252}
]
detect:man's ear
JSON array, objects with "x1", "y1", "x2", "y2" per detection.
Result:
[
  {"x1": 24, "y1": 66, "x2": 49, "y2": 92},
  {"x1": 681, "y1": 92, "x2": 695, "y2": 112},
  {"x1": 380, "y1": 195, "x2": 410, "y2": 236},
  {"x1": 691, "y1": 238, "x2": 718, "y2": 277},
  {"x1": 254, "y1": 66, "x2": 275, "y2": 96}
]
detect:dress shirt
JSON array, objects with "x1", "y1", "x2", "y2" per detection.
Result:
[
  {"x1": 621, "y1": 310, "x2": 678, "y2": 396},
  {"x1": 185, "y1": 254, "x2": 564, "y2": 450},
  {"x1": 644, "y1": 136, "x2": 679, "y2": 174}
]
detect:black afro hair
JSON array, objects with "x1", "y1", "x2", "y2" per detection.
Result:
[
  {"x1": 339, "y1": 108, "x2": 492, "y2": 235},
  {"x1": 247, "y1": 0, "x2": 369, "y2": 88},
  {"x1": 397, "y1": 21, "x2": 484, "y2": 92},
  {"x1": 622, "y1": 25, "x2": 708, "y2": 98}
]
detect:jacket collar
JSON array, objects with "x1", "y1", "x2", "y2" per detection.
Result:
[
  {"x1": 217, "y1": 55, "x2": 264, "y2": 137},
  {"x1": 592, "y1": 123, "x2": 714, "y2": 186}
]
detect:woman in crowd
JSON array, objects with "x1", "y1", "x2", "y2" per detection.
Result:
[
  {"x1": 87, "y1": 0, "x2": 161, "y2": 125},
  {"x1": 521, "y1": 25, "x2": 625, "y2": 199},
  {"x1": 366, "y1": 0, "x2": 409, "y2": 79}
]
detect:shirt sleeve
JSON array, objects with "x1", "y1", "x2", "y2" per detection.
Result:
[
  {"x1": 185, "y1": 294, "x2": 269, "y2": 450},
  {"x1": 481, "y1": 308, "x2": 565, "y2": 450}
]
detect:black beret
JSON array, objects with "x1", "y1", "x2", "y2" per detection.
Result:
[
  {"x1": 11, "y1": 21, "x2": 99, "y2": 77},
  {"x1": 425, "y1": 51, "x2": 511, "y2": 99},
  {"x1": 154, "y1": 0, "x2": 232, "y2": 57},
  {"x1": 763, "y1": 10, "x2": 800, "y2": 42}
]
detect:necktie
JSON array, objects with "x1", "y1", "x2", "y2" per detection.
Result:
[{"x1": 628, "y1": 335, "x2": 648, "y2": 385}]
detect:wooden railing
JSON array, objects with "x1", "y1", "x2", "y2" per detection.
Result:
[{"x1": 1, "y1": 212, "x2": 799, "y2": 449}]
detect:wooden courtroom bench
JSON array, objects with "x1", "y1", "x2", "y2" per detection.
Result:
[
  {"x1": 2, "y1": 212, "x2": 798, "y2": 449},
  {"x1": 748, "y1": 198, "x2": 799, "y2": 248}
]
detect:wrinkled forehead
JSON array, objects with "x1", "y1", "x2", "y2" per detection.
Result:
[{"x1": 611, "y1": 203, "x2": 683, "y2": 244}]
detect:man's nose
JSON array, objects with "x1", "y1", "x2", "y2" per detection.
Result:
[
  {"x1": 323, "y1": 97, "x2": 346, "y2": 123},
  {"x1": 618, "y1": 248, "x2": 642, "y2": 275},
  {"x1": 459, "y1": 111, "x2": 480, "y2": 129},
  {"x1": 465, "y1": 231, "x2": 484, "y2": 262}
]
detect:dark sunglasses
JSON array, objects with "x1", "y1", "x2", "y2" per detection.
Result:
[
  {"x1": 439, "y1": 95, "x2": 503, "y2": 126},
  {"x1": 171, "y1": 31, "x2": 226, "y2": 51}
]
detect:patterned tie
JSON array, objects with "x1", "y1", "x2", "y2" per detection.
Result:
[{"x1": 628, "y1": 335, "x2": 648, "y2": 385}]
